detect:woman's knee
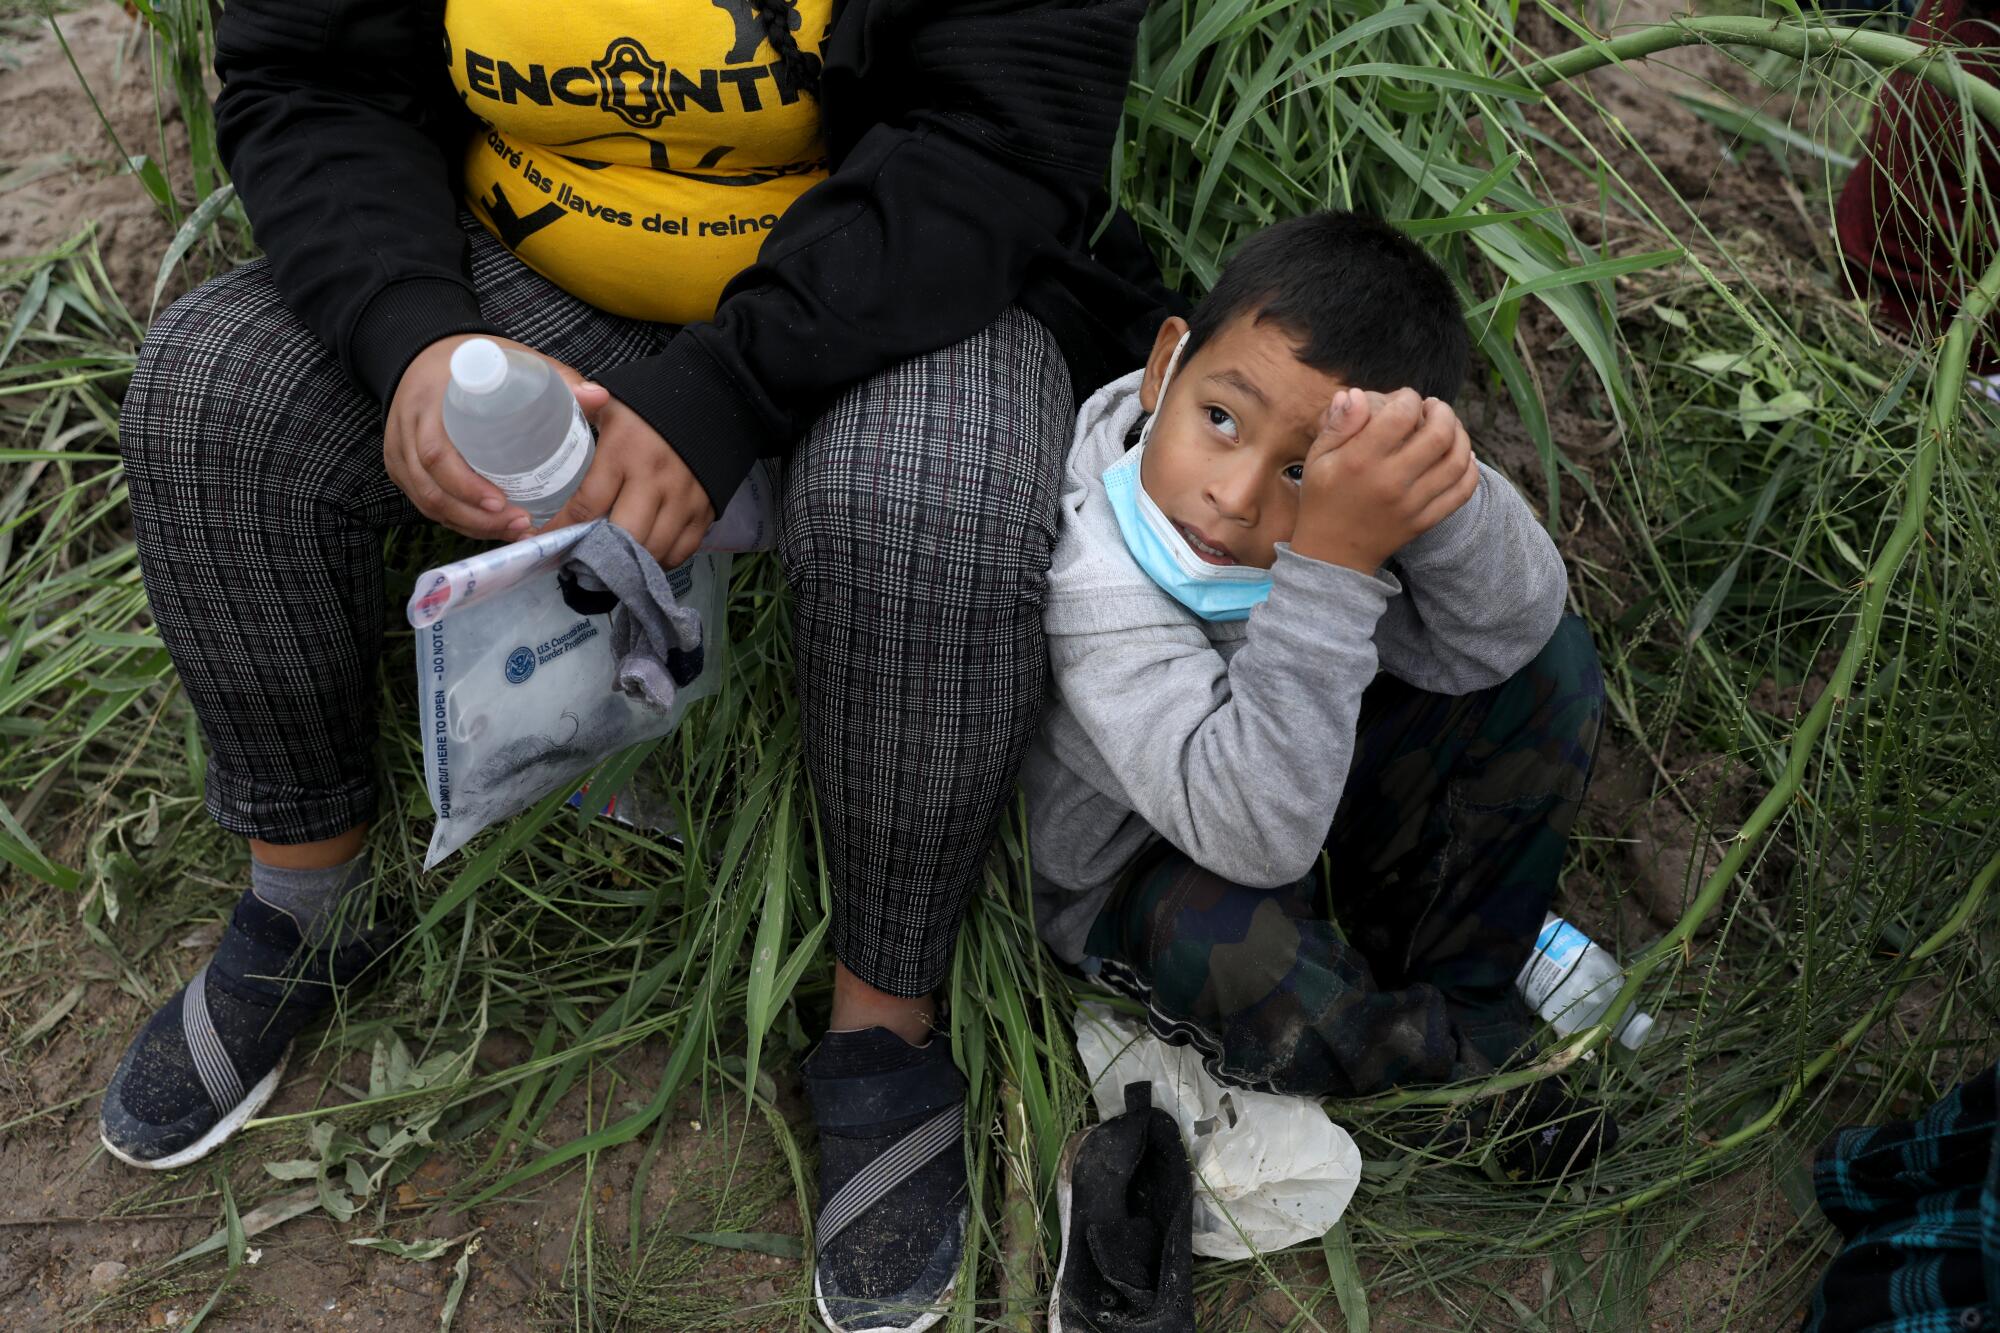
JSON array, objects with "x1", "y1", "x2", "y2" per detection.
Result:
[
  {"x1": 124, "y1": 270, "x2": 254, "y2": 477},
  {"x1": 781, "y1": 311, "x2": 1070, "y2": 605},
  {"x1": 120, "y1": 264, "x2": 377, "y2": 509}
]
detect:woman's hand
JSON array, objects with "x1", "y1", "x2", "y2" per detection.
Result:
[
  {"x1": 538, "y1": 395, "x2": 716, "y2": 567},
  {"x1": 385, "y1": 334, "x2": 595, "y2": 540}
]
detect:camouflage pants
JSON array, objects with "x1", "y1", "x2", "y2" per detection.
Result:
[{"x1": 1081, "y1": 615, "x2": 1604, "y2": 1098}]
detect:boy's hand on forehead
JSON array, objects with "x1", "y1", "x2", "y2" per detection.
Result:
[{"x1": 1291, "y1": 386, "x2": 1479, "y2": 573}]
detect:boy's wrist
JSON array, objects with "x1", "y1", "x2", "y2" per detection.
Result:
[{"x1": 1289, "y1": 525, "x2": 1386, "y2": 574}]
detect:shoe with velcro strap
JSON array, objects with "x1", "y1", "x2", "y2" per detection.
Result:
[
  {"x1": 803, "y1": 1027, "x2": 969, "y2": 1333},
  {"x1": 99, "y1": 889, "x2": 395, "y2": 1171}
]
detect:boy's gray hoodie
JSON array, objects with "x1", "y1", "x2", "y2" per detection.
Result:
[{"x1": 1024, "y1": 371, "x2": 1570, "y2": 962}]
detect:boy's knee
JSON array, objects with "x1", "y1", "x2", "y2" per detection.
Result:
[
  {"x1": 1535, "y1": 614, "x2": 1604, "y2": 701},
  {"x1": 1528, "y1": 614, "x2": 1606, "y2": 740},
  {"x1": 1531, "y1": 614, "x2": 1604, "y2": 794},
  {"x1": 1470, "y1": 614, "x2": 1603, "y2": 803}
]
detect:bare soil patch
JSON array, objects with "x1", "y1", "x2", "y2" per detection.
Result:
[{"x1": 1, "y1": 5, "x2": 182, "y2": 312}]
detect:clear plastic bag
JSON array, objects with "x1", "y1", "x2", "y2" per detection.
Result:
[{"x1": 404, "y1": 463, "x2": 776, "y2": 868}]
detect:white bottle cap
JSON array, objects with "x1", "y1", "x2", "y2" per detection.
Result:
[
  {"x1": 1616, "y1": 1011, "x2": 1655, "y2": 1051},
  {"x1": 449, "y1": 338, "x2": 508, "y2": 395}
]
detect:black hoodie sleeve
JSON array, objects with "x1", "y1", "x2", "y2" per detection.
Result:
[
  {"x1": 593, "y1": 0, "x2": 1152, "y2": 510},
  {"x1": 214, "y1": 0, "x2": 502, "y2": 402}
]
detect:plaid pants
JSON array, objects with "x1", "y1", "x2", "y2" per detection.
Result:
[
  {"x1": 1081, "y1": 615, "x2": 1605, "y2": 1097},
  {"x1": 119, "y1": 215, "x2": 1071, "y2": 997}
]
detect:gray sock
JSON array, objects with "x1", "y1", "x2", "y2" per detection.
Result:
[{"x1": 249, "y1": 849, "x2": 374, "y2": 946}]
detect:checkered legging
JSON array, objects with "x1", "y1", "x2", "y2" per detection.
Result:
[{"x1": 120, "y1": 215, "x2": 1072, "y2": 997}]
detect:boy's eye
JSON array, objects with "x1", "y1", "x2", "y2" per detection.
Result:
[
  {"x1": 1283, "y1": 462, "x2": 1306, "y2": 483},
  {"x1": 1206, "y1": 405, "x2": 1238, "y2": 438}
]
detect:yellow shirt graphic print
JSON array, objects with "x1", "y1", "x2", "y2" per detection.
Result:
[{"x1": 446, "y1": 0, "x2": 830, "y2": 325}]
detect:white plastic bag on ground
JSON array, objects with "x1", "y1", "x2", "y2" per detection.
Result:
[
  {"x1": 1072, "y1": 1003, "x2": 1363, "y2": 1261},
  {"x1": 404, "y1": 462, "x2": 777, "y2": 868}
]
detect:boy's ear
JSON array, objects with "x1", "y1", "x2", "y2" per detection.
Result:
[{"x1": 1139, "y1": 316, "x2": 1190, "y2": 414}]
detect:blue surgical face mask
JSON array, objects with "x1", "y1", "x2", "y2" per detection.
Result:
[{"x1": 1103, "y1": 333, "x2": 1273, "y2": 622}]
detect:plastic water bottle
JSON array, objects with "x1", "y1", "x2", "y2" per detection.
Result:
[
  {"x1": 443, "y1": 338, "x2": 594, "y2": 526},
  {"x1": 1514, "y1": 915, "x2": 1656, "y2": 1050}
]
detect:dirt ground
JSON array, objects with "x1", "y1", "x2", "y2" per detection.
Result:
[
  {"x1": 0, "y1": 0, "x2": 1868, "y2": 1328},
  {"x1": 0, "y1": 5, "x2": 180, "y2": 313}
]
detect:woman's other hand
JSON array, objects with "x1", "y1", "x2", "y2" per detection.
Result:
[
  {"x1": 385, "y1": 334, "x2": 594, "y2": 541},
  {"x1": 537, "y1": 396, "x2": 717, "y2": 567}
]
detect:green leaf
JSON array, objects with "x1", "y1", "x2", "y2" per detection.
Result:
[
  {"x1": 14, "y1": 982, "x2": 83, "y2": 1046},
  {"x1": 350, "y1": 1234, "x2": 460, "y2": 1262},
  {"x1": 1690, "y1": 351, "x2": 1750, "y2": 375},
  {"x1": 0, "y1": 795, "x2": 79, "y2": 892},
  {"x1": 1478, "y1": 320, "x2": 1563, "y2": 531},
  {"x1": 1872, "y1": 358, "x2": 1920, "y2": 426},
  {"x1": 1327, "y1": 62, "x2": 1538, "y2": 101},
  {"x1": 0, "y1": 153, "x2": 73, "y2": 195},
  {"x1": 317, "y1": 1173, "x2": 357, "y2": 1223},
  {"x1": 1188, "y1": 9, "x2": 1310, "y2": 245},
  {"x1": 413, "y1": 781, "x2": 575, "y2": 934},
  {"x1": 1394, "y1": 205, "x2": 1562, "y2": 238},
  {"x1": 1322, "y1": 1220, "x2": 1370, "y2": 1333},
  {"x1": 181, "y1": 1173, "x2": 247, "y2": 1333},
  {"x1": 1463, "y1": 246, "x2": 1684, "y2": 318},
  {"x1": 1674, "y1": 89, "x2": 1857, "y2": 171},
  {"x1": 439, "y1": 1233, "x2": 481, "y2": 1333},
  {"x1": 677, "y1": 1230, "x2": 804, "y2": 1260},
  {"x1": 1687, "y1": 460, "x2": 1792, "y2": 644},
  {"x1": 124, "y1": 154, "x2": 174, "y2": 210},
  {"x1": 0, "y1": 266, "x2": 50, "y2": 369},
  {"x1": 150, "y1": 183, "x2": 236, "y2": 314},
  {"x1": 1740, "y1": 388, "x2": 1815, "y2": 423},
  {"x1": 1827, "y1": 529, "x2": 1870, "y2": 574},
  {"x1": 740, "y1": 783, "x2": 793, "y2": 1101},
  {"x1": 1738, "y1": 379, "x2": 1764, "y2": 440},
  {"x1": 168, "y1": 1187, "x2": 320, "y2": 1267}
]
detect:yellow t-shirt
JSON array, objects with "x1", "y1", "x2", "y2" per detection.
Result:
[{"x1": 444, "y1": 0, "x2": 830, "y2": 325}]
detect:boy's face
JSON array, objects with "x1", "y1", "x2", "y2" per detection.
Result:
[{"x1": 1137, "y1": 313, "x2": 1349, "y2": 571}]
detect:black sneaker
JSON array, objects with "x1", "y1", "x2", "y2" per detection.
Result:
[
  {"x1": 1486, "y1": 1076, "x2": 1621, "y2": 1180},
  {"x1": 802, "y1": 1028, "x2": 968, "y2": 1333},
  {"x1": 1050, "y1": 1083, "x2": 1195, "y2": 1333},
  {"x1": 99, "y1": 889, "x2": 393, "y2": 1170}
]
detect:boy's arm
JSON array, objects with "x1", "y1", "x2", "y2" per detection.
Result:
[
  {"x1": 1046, "y1": 554, "x2": 1397, "y2": 888},
  {"x1": 1373, "y1": 461, "x2": 1569, "y2": 694}
]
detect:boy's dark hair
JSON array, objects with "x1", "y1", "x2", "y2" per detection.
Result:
[{"x1": 1184, "y1": 210, "x2": 1470, "y2": 404}]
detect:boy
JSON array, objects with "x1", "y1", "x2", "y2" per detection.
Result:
[{"x1": 1025, "y1": 211, "x2": 1614, "y2": 1168}]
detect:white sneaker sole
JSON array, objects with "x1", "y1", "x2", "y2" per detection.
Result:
[
  {"x1": 100, "y1": 1045, "x2": 289, "y2": 1171},
  {"x1": 813, "y1": 1261, "x2": 956, "y2": 1333},
  {"x1": 1046, "y1": 1126, "x2": 1091, "y2": 1333}
]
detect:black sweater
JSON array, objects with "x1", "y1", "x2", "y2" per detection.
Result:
[{"x1": 213, "y1": 0, "x2": 1181, "y2": 511}]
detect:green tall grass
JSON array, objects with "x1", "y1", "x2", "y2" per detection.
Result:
[{"x1": 1, "y1": 1, "x2": 1996, "y2": 1328}]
